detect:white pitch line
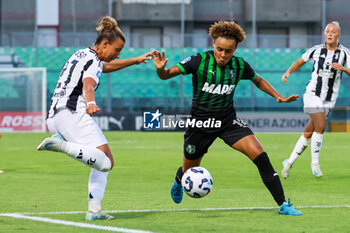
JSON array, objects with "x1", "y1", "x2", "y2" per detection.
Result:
[
  {"x1": 0, "y1": 213, "x2": 154, "y2": 233},
  {"x1": 6, "y1": 204, "x2": 350, "y2": 216}
]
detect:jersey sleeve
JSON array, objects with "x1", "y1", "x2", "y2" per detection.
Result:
[
  {"x1": 176, "y1": 53, "x2": 202, "y2": 75},
  {"x1": 302, "y1": 46, "x2": 318, "y2": 62},
  {"x1": 343, "y1": 47, "x2": 350, "y2": 68},
  {"x1": 241, "y1": 60, "x2": 257, "y2": 80},
  {"x1": 82, "y1": 59, "x2": 103, "y2": 84}
]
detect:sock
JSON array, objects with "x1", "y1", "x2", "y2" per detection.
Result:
[
  {"x1": 253, "y1": 152, "x2": 285, "y2": 206},
  {"x1": 88, "y1": 168, "x2": 109, "y2": 213},
  {"x1": 60, "y1": 141, "x2": 111, "y2": 172},
  {"x1": 288, "y1": 134, "x2": 310, "y2": 164},
  {"x1": 311, "y1": 132, "x2": 323, "y2": 165},
  {"x1": 88, "y1": 200, "x2": 102, "y2": 213},
  {"x1": 175, "y1": 166, "x2": 183, "y2": 184}
]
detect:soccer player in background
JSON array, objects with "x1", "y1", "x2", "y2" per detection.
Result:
[
  {"x1": 37, "y1": 16, "x2": 154, "y2": 220},
  {"x1": 281, "y1": 21, "x2": 350, "y2": 178},
  {"x1": 152, "y1": 21, "x2": 302, "y2": 215}
]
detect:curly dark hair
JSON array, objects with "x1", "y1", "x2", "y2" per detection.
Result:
[{"x1": 209, "y1": 21, "x2": 246, "y2": 44}]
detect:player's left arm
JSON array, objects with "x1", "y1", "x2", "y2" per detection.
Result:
[
  {"x1": 332, "y1": 63, "x2": 350, "y2": 76},
  {"x1": 102, "y1": 51, "x2": 156, "y2": 73},
  {"x1": 252, "y1": 75, "x2": 299, "y2": 103}
]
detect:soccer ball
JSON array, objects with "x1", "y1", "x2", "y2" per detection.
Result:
[{"x1": 181, "y1": 166, "x2": 213, "y2": 198}]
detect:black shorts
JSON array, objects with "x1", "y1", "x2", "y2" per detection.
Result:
[{"x1": 183, "y1": 117, "x2": 254, "y2": 160}]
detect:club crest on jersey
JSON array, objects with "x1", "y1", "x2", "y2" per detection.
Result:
[
  {"x1": 201, "y1": 82, "x2": 236, "y2": 95},
  {"x1": 229, "y1": 69, "x2": 236, "y2": 80},
  {"x1": 334, "y1": 52, "x2": 339, "y2": 60},
  {"x1": 181, "y1": 56, "x2": 191, "y2": 64},
  {"x1": 74, "y1": 51, "x2": 87, "y2": 58}
]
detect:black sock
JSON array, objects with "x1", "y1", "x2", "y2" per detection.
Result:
[
  {"x1": 175, "y1": 166, "x2": 183, "y2": 184},
  {"x1": 253, "y1": 152, "x2": 285, "y2": 206}
]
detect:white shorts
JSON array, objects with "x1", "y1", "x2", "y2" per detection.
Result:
[
  {"x1": 47, "y1": 108, "x2": 108, "y2": 147},
  {"x1": 303, "y1": 93, "x2": 335, "y2": 118}
]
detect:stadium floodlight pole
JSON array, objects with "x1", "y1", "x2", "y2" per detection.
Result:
[
  {"x1": 229, "y1": 0, "x2": 234, "y2": 21},
  {"x1": 180, "y1": 0, "x2": 185, "y2": 108},
  {"x1": 251, "y1": 0, "x2": 256, "y2": 110},
  {"x1": 180, "y1": 0, "x2": 185, "y2": 48},
  {"x1": 72, "y1": 0, "x2": 76, "y2": 34},
  {"x1": 322, "y1": 0, "x2": 326, "y2": 43},
  {"x1": 107, "y1": 0, "x2": 114, "y2": 113},
  {"x1": 108, "y1": 0, "x2": 113, "y2": 16},
  {"x1": 252, "y1": 0, "x2": 257, "y2": 54}
]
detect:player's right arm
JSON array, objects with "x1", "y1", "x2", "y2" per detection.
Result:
[
  {"x1": 282, "y1": 58, "x2": 306, "y2": 83},
  {"x1": 83, "y1": 77, "x2": 100, "y2": 115},
  {"x1": 153, "y1": 51, "x2": 182, "y2": 80},
  {"x1": 103, "y1": 51, "x2": 156, "y2": 73}
]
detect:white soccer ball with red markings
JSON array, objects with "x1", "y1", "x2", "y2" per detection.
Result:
[{"x1": 181, "y1": 166, "x2": 213, "y2": 198}]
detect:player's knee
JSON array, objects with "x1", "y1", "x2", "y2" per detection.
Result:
[
  {"x1": 314, "y1": 120, "x2": 326, "y2": 133},
  {"x1": 100, "y1": 156, "x2": 112, "y2": 172},
  {"x1": 303, "y1": 131, "x2": 313, "y2": 139},
  {"x1": 315, "y1": 127, "x2": 325, "y2": 134}
]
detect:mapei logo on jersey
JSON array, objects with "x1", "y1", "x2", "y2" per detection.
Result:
[
  {"x1": 201, "y1": 82, "x2": 236, "y2": 95},
  {"x1": 143, "y1": 109, "x2": 162, "y2": 129}
]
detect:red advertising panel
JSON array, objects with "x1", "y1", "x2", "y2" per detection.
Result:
[{"x1": 0, "y1": 112, "x2": 45, "y2": 132}]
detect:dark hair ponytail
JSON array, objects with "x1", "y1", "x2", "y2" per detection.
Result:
[{"x1": 94, "y1": 16, "x2": 125, "y2": 45}]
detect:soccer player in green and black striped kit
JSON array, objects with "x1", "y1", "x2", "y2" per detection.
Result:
[{"x1": 153, "y1": 21, "x2": 302, "y2": 215}]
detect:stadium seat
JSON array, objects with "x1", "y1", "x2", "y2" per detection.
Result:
[{"x1": 9, "y1": 46, "x2": 329, "y2": 108}]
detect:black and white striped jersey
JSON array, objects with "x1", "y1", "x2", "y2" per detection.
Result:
[
  {"x1": 48, "y1": 48, "x2": 103, "y2": 118},
  {"x1": 302, "y1": 43, "x2": 350, "y2": 102}
]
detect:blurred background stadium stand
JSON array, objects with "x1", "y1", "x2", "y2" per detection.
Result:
[{"x1": 0, "y1": 0, "x2": 350, "y2": 131}]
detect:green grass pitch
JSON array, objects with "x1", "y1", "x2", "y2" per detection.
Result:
[{"x1": 1, "y1": 132, "x2": 350, "y2": 233}]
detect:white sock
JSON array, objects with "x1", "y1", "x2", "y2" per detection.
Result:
[
  {"x1": 311, "y1": 132, "x2": 323, "y2": 165},
  {"x1": 88, "y1": 169, "x2": 109, "y2": 213},
  {"x1": 60, "y1": 141, "x2": 111, "y2": 172},
  {"x1": 288, "y1": 134, "x2": 310, "y2": 164}
]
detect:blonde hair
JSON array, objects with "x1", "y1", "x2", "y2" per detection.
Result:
[
  {"x1": 209, "y1": 21, "x2": 246, "y2": 43},
  {"x1": 95, "y1": 16, "x2": 125, "y2": 45},
  {"x1": 325, "y1": 21, "x2": 341, "y2": 33}
]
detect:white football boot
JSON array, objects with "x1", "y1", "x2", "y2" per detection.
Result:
[
  {"x1": 85, "y1": 210, "x2": 115, "y2": 220},
  {"x1": 37, "y1": 133, "x2": 65, "y2": 152},
  {"x1": 311, "y1": 164, "x2": 323, "y2": 177},
  {"x1": 85, "y1": 200, "x2": 114, "y2": 220},
  {"x1": 281, "y1": 159, "x2": 293, "y2": 179}
]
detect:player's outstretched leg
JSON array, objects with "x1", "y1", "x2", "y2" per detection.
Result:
[
  {"x1": 37, "y1": 133, "x2": 111, "y2": 172},
  {"x1": 281, "y1": 134, "x2": 310, "y2": 179},
  {"x1": 171, "y1": 166, "x2": 184, "y2": 204},
  {"x1": 278, "y1": 198, "x2": 302, "y2": 216}
]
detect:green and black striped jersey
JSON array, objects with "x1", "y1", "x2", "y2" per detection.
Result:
[{"x1": 177, "y1": 50, "x2": 257, "y2": 118}]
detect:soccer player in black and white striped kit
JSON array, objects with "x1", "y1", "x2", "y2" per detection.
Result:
[
  {"x1": 37, "y1": 16, "x2": 154, "y2": 220},
  {"x1": 281, "y1": 22, "x2": 350, "y2": 178}
]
